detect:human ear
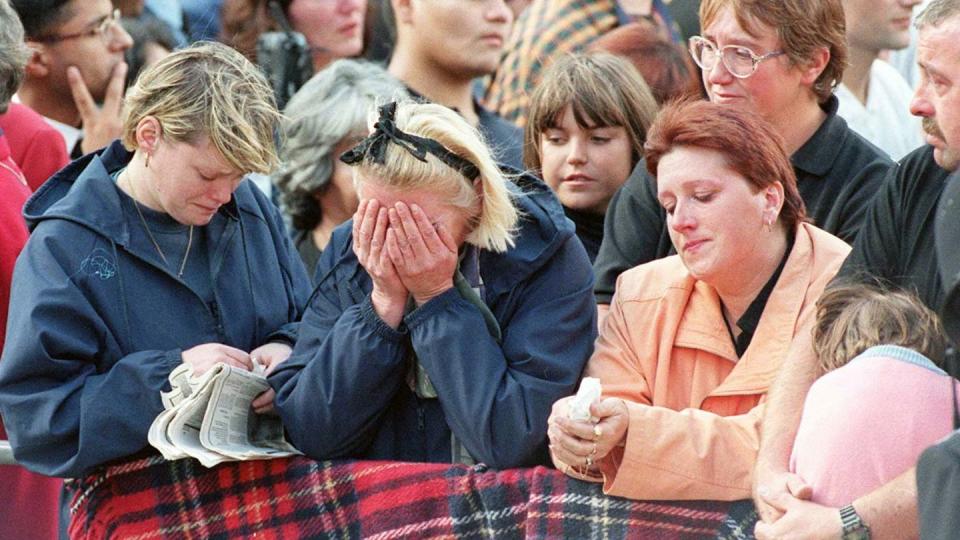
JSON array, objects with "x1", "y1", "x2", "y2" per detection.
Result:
[
  {"x1": 23, "y1": 44, "x2": 51, "y2": 79},
  {"x1": 134, "y1": 116, "x2": 163, "y2": 155},
  {"x1": 392, "y1": 0, "x2": 414, "y2": 25},
  {"x1": 798, "y1": 46, "x2": 830, "y2": 87},
  {"x1": 763, "y1": 182, "x2": 785, "y2": 216}
]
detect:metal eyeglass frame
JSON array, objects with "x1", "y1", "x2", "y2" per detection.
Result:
[
  {"x1": 688, "y1": 35, "x2": 785, "y2": 79},
  {"x1": 32, "y1": 9, "x2": 122, "y2": 45}
]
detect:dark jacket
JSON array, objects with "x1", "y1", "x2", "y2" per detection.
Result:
[
  {"x1": 271, "y1": 175, "x2": 597, "y2": 469},
  {"x1": 838, "y1": 145, "x2": 949, "y2": 311},
  {"x1": 0, "y1": 141, "x2": 311, "y2": 478}
]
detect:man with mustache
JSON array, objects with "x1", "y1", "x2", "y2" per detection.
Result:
[
  {"x1": 386, "y1": 0, "x2": 523, "y2": 170},
  {"x1": 754, "y1": 1, "x2": 960, "y2": 538}
]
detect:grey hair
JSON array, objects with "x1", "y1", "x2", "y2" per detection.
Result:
[
  {"x1": 0, "y1": 0, "x2": 29, "y2": 113},
  {"x1": 274, "y1": 59, "x2": 407, "y2": 232},
  {"x1": 916, "y1": 0, "x2": 960, "y2": 28}
]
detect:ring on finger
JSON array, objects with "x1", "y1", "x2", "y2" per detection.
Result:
[{"x1": 593, "y1": 424, "x2": 602, "y2": 441}]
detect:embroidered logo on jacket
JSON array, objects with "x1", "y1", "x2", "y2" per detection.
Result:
[{"x1": 80, "y1": 248, "x2": 117, "y2": 280}]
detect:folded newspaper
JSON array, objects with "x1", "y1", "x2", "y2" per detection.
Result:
[{"x1": 148, "y1": 362, "x2": 301, "y2": 467}]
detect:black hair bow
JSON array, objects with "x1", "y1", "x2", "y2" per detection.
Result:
[{"x1": 339, "y1": 102, "x2": 480, "y2": 181}]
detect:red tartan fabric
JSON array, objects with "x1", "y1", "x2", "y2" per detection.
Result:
[{"x1": 68, "y1": 455, "x2": 757, "y2": 539}]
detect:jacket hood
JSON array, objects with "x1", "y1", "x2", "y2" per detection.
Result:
[
  {"x1": 485, "y1": 170, "x2": 577, "y2": 288},
  {"x1": 23, "y1": 141, "x2": 133, "y2": 236},
  {"x1": 23, "y1": 140, "x2": 245, "y2": 242}
]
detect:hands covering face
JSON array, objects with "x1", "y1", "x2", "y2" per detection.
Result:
[{"x1": 352, "y1": 198, "x2": 459, "y2": 328}]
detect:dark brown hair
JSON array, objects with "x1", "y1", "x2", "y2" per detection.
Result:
[
  {"x1": 588, "y1": 20, "x2": 703, "y2": 105},
  {"x1": 219, "y1": 0, "x2": 292, "y2": 63},
  {"x1": 523, "y1": 52, "x2": 658, "y2": 175}
]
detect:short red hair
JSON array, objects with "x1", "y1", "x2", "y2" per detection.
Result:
[{"x1": 644, "y1": 99, "x2": 806, "y2": 230}]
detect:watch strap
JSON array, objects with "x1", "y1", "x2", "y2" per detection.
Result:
[{"x1": 839, "y1": 504, "x2": 871, "y2": 539}]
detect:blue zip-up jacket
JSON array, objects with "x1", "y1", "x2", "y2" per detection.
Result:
[
  {"x1": 271, "y1": 175, "x2": 597, "y2": 469},
  {"x1": 0, "y1": 141, "x2": 311, "y2": 478}
]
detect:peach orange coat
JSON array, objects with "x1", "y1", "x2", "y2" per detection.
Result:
[{"x1": 561, "y1": 223, "x2": 850, "y2": 500}]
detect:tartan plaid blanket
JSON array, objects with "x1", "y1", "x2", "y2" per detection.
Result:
[{"x1": 68, "y1": 455, "x2": 759, "y2": 539}]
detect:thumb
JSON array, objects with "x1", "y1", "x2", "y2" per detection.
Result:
[
  {"x1": 754, "y1": 520, "x2": 775, "y2": 540},
  {"x1": 589, "y1": 397, "x2": 624, "y2": 419},
  {"x1": 786, "y1": 475, "x2": 813, "y2": 500}
]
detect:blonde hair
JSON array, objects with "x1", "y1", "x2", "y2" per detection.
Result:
[
  {"x1": 121, "y1": 41, "x2": 281, "y2": 174},
  {"x1": 351, "y1": 101, "x2": 518, "y2": 253},
  {"x1": 813, "y1": 280, "x2": 947, "y2": 374}
]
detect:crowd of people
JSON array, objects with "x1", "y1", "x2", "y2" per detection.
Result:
[{"x1": 0, "y1": 0, "x2": 959, "y2": 538}]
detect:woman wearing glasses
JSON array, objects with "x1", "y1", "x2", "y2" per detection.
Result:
[
  {"x1": 0, "y1": 43, "x2": 311, "y2": 479},
  {"x1": 592, "y1": 0, "x2": 892, "y2": 317},
  {"x1": 547, "y1": 100, "x2": 850, "y2": 501}
]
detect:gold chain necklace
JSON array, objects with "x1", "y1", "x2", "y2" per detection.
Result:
[{"x1": 121, "y1": 171, "x2": 194, "y2": 278}]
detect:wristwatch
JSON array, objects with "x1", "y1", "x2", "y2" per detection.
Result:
[{"x1": 839, "y1": 504, "x2": 871, "y2": 540}]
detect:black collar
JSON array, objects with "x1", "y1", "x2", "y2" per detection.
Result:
[
  {"x1": 726, "y1": 232, "x2": 796, "y2": 357},
  {"x1": 790, "y1": 95, "x2": 844, "y2": 178}
]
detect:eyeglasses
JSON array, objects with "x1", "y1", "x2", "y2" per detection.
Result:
[
  {"x1": 32, "y1": 9, "x2": 122, "y2": 45},
  {"x1": 688, "y1": 36, "x2": 785, "y2": 79}
]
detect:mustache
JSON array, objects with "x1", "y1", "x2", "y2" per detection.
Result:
[{"x1": 923, "y1": 117, "x2": 944, "y2": 139}]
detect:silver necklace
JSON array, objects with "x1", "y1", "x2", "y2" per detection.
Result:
[{"x1": 122, "y1": 171, "x2": 194, "y2": 278}]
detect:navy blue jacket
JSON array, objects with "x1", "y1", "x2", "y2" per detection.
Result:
[
  {"x1": 271, "y1": 176, "x2": 597, "y2": 469},
  {"x1": 0, "y1": 141, "x2": 311, "y2": 477}
]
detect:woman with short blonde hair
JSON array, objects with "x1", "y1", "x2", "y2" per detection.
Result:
[
  {"x1": 0, "y1": 43, "x2": 312, "y2": 487},
  {"x1": 272, "y1": 100, "x2": 597, "y2": 468}
]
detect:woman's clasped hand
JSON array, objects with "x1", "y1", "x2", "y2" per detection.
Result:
[{"x1": 548, "y1": 396, "x2": 630, "y2": 473}]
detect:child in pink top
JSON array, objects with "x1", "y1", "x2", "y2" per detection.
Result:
[{"x1": 790, "y1": 282, "x2": 957, "y2": 507}]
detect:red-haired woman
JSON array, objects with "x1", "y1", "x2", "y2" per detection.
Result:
[{"x1": 547, "y1": 100, "x2": 851, "y2": 501}]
